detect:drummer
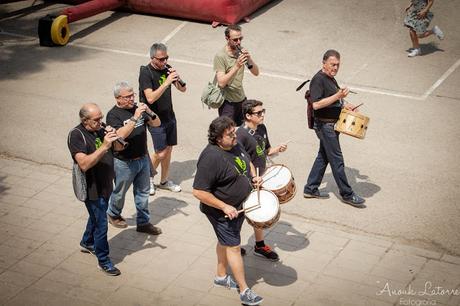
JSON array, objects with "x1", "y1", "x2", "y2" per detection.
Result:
[
  {"x1": 193, "y1": 116, "x2": 264, "y2": 306},
  {"x1": 303, "y1": 49, "x2": 365, "y2": 208},
  {"x1": 236, "y1": 99, "x2": 287, "y2": 261}
]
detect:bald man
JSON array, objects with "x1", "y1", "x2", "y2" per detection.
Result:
[{"x1": 68, "y1": 103, "x2": 121, "y2": 276}]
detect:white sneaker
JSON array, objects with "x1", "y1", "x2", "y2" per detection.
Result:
[
  {"x1": 408, "y1": 48, "x2": 421, "y2": 57},
  {"x1": 158, "y1": 180, "x2": 181, "y2": 192},
  {"x1": 432, "y1": 25, "x2": 444, "y2": 40},
  {"x1": 149, "y1": 178, "x2": 156, "y2": 196}
]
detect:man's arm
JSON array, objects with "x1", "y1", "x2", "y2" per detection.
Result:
[
  {"x1": 192, "y1": 189, "x2": 239, "y2": 219},
  {"x1": 74, "y1": 131, "x2": 118, "y2": 172},
  {"x1": 143, "y1": 71, "x2": 179, "y2": 104},
  {"x1": 215, "y1": 53, "x2": 245, "y2": 88}
]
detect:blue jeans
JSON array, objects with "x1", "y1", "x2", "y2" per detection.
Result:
[
  {"x1": 108, "y1": 155, "x2": 150, "y2": 226},
  {"x1": 82, "y1": 197, "x2": 110, "y2": 265},
  {"x1": 304, "y1": 121, "x2": 353, "y2": 198}
]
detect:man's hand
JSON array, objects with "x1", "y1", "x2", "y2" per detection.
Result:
[
  {"x1": 165, "y1": 70, "x2": 179, "y2": 86},
  {"x1": 223, "y1": 204, "x2": 238, "y2": 220},
  {"x1": 102, "y1": 130, "x2": 119, "y2": 150},
  {"x1": 134, "y1": 103, "x2": 148, "y2": 119},
  {"x1": 337, "y1": 87, "x2": 350, "y2": 99}
]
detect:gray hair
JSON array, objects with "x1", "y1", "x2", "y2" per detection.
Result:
[
  {"x1": 323, "y1": 49, "x2": 341, "y2": 62},
  {"x1": 79, "y1": 103, "x2": 99, "y2": 122},
  {"x1": 149, "y1": 43, "x2": 167, "y2": 59},
  {"x1": 113, "y1": 81, "x2": 133, "y2": 98}
]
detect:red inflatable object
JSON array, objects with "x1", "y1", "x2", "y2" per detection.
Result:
[
  {"x1": 125, "y1": 0, "x2": 271, "y2": 25},
  {"x1": 39, "y1": 0, "x2": 271, "y2": 46}
]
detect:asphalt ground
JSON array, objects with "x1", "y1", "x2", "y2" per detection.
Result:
[{"x1": 1, "y1": 0, "x2": 459, "y2": 257}]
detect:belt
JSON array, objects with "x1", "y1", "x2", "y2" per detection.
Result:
[
  {"x1": 316, "y1": 118, "x2": 337, "y2": 123},
  {"x1": 116, "y1": 155, "x2": 145, "y2": 162}
]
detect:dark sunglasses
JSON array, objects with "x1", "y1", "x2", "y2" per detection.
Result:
[
  {"x1": 154, "y1": 56, "x2": 169, "y2": 62},
  {"x1": 251, "y1": 109, "x2": 266, "y2": 117},
  {"x1": 231, "y1": 37, "x2": 243, "y2": 42}
]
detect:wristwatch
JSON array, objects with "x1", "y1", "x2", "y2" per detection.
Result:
[{"x1": 129, "y1": 116, "x2": 138, "y2": 123}]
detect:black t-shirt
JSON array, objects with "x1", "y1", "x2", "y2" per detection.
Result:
[
  {"x1": 236, "y1": 124, "x2": 271, "y2": 175},
  {"x1": 139, "y1": 64, "x2": 176, "y2": 122},
  {"x1": 193, "y1": 144, "x2": 253, "y2": 219},
  {"x1": 106, "y1": 105, "x2": 148, "y2": 160},
  {"x1": 310, "y1": 70, "x2": 342, "y2": 119},
  {"x1": 68, "y1": 124, "x2": 114, "y2": 200}
]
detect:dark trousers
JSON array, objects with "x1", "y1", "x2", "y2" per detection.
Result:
[
  {"x1": 82, "y1": 197, "x2": 110, "y2": 265},
  {"x1": 218, "y1": 99, "x2": 245, "y2": 126},
  {"x1": 304, "y1": 121, "x2": 353, "y2": 198}
]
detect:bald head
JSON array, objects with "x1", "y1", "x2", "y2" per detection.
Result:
[{"x1": 79, "y1": 103, "x2": 100, "y2": 122}]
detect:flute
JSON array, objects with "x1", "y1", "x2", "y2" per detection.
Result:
[
  {"x1": 235, "y1": 45, "x2": 253, "y2": 69},
  {"x1": 100, "y1": 123, "x2": 128, "y2": 148}
]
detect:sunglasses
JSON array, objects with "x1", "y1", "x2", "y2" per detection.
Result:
[
  {"x1": 154, "y1": 56, "x2": 169, "y2": 62},
  {"x1": 251, "y1": 109, "x2": 266, "y2": 117},
  {"x1": 231, "y1": 37, "x2": 243, "y2": 42}
]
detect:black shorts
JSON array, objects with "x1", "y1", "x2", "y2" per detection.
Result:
[
  {"x1": 148, "y1": 119, "x2": 177, "y2": 152},
  {"x1": 206, "y1": 213, "x2": 245, "y2": 247},
  {"x1": 218, "y1": 98, "x2": 246, "y2": 126}
]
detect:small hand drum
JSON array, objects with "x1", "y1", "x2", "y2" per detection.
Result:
[{"x1": 335, "y1": 108, "x2": 370, "y2": 139}]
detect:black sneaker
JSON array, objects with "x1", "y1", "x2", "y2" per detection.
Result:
[
  {"x1": 342, "y1": 194, "x2": 366, "y2": 208},
  {"x1": 136, "y1": 223, "x2": 162, "y2": 235},
  {"x1": 80, "y1": 242, "x2": 95, "y2": 256},
  {"x1": 98, "y1": 262, "x2": 121, "y2": 276},
  {"x1": 254, "y1": 245, "x2": 279, "y2": 261},
  {"x1": 303, "y1": 190, "x2": 330, "y2": 199}
]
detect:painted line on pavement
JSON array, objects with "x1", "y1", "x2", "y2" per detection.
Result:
[
  {"x1": 0, "y1": 30, "x2": 455, "y2": 101},
  {"x1": 162, "y1": 21, "x2": 188, "y2": 44},
  {"x1": 421, "y1": 58, "x2": 460, "y2": 99}
]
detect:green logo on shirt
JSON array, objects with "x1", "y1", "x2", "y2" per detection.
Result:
[
  {"x1": 233, "y1": 156, "x2": 247, "y2": 174},
  {"x1": 159, "y1": 74, "x2": 167, "y2": 86},
  {"x1": 95, "y1": 137, "x2": 102, "y2": 149}
]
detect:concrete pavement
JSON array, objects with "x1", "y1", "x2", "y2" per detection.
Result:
[{"x1": 0, "y1": 155, "x2": 459, "y2": 306}]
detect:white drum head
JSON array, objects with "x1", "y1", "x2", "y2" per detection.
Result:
[
  {"x1": 262, "y1": 165, "x2": 292, "y2": 190},
  {"x1": 243, "y1": 190, "x2": 279, "y2": 223}
]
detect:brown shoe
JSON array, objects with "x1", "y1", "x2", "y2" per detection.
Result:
[
  {"x1": 108, "y1": 215, "x2": 128, "y2": 228},
  {"x1": 136, "y1": 223, "x2": 162, "y2": 235}
]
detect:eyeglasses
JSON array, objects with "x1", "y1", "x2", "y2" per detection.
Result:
[
  {"x1": 251, "y1": 109, "x2": 266, "y2": 117},
  {"x1": 88, "y1": 116, "x2": 103, "y2": 122},
  {"x1": 224, "y1": 131, "x2": 237, "y2": 138},
  {"x1": 231, "y1": 36, "x2": 243, "y2": 42},
  {"x1": 154, "y1": 56, "x2": 169, "y2": 62},
  {"x1": 118, "y1": 93, "x2": 136, "y2": 100}
]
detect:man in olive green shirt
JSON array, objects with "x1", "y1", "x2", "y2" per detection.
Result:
[{"x1": 213, "y1": 25, "x2": 259, "y2": 126}]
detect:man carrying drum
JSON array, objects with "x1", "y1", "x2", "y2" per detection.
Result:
[
  {"x1": 193, "y1": 116, "x2": 264, "y2": 306},
  {"x1": 236, "y1": 99, "x2": 287, "y2": 261},
  {"x1": 303, "y1": 49, "x2": 366, "y2": 208}
]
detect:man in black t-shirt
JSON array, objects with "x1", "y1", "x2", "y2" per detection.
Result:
[
  {"x1": 68, "y1": 103, "x2": 121, "y2": 276},
  {"x1": 139, "y1": 43, "x2": 186, "y2": 195},
  {"x1": 193, "y1": 116, "x2": 263, "y2": 306},
  {"x1": 303, "y1": 50, "x2": 366, "y2": 208},
  {"x1": 106, "y1": 81, "x2": 163, "y2": 235},
  {"x1": 236, "y1": 99, "x2": 287, "y2": 262}
]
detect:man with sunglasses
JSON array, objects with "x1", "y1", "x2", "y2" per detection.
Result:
[
  {"x1": 214, "y1": 25, "x2": 259, "y2": 126},
  {"x1": 139, "y1": 43, "x2": 186, "y2": 196},
  {"x1": 106, "y1": 81, "x2": 162, "y2": 235},
  {"x1": 303, "y1": 49, "x2": 366, "y2": 208},
  {"x1": 68, "y1": 103, "x2": 121, "y2": 276},
  {"x1": 236, "y1": 99, "x2": 287, "y2": 261}
]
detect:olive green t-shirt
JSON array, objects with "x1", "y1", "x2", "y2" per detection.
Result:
[{"x1": 213, "y1": 46, "x2": 246, "y2": 103}]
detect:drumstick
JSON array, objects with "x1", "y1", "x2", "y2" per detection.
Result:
[
  {"x1": 349, "y1": 90, "x2": 357, "y2": 94},
  {"x1": 224, "y1": 204, "x2": 261, "y2": 218},
  {"x1": 351, "y1": 103, "x2": 364, "y2": 111},
  {"x1": 256, "y1": 168, "x2": 260, "y2": 206}
]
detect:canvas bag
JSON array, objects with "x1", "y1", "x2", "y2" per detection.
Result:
[
  {"x1": 68, "y1": 128, "x2": 88, "y2": 202},
  {"x1": 201, "y1": 76, "x2": 225, "y2": 109}
]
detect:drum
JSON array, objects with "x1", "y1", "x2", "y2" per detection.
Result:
[
  {"x1": 335, "y1": 108, "x2": 370, "y2": 139},
  {"x1": 261, "y1": 164, "x2": 296, "y2": 204},
  {"x1": 243, "y1": 189, "x2": 280, "y2": 230}
]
